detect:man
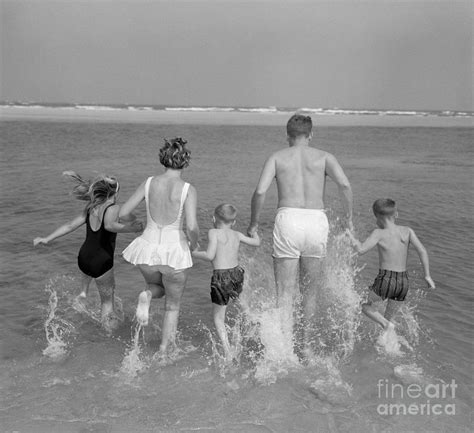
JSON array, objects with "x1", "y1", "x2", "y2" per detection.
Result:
[{"x1": 247, "y1": 114, "x2": 353, "y2": 342}]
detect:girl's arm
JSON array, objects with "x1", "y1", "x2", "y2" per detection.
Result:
[
  {"x1": 33, "y1": 212, "x2": 86, "y2": 246},
  {"x1": 184, "y1": 184, "x2": 199, "y2": 252},
  {"x1": 118, "y1": 181, "x2": 146, "y2": 221},
  {"x1": 104, "y1": 205, "x2": 143, "y2": 234},
  {"x1": 239, "y1": 231, "x2": 261, "y2": 247},
  {"x1": 409, "y1": 228, "x2": 435, "y2": 289},
  {"x1": 192, "y1": 230, "x2": 217, "y2": 262},
  {"x1": 347, "y1": 229, "x2": 380, "y2": 254}
]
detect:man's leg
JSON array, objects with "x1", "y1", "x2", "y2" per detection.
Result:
[
  {"x1": 300, "y1": 257, "x2": 324, "y2": 350},
  {"x1": 273, "y1": 257, "x2": 299, "y2": 308},
  {"x1": 273, "y1": 257, "x2": 299, "y2": 356}
]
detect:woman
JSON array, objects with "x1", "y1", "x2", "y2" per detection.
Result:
[{"x1": 119, "y1": 137, "x2": 199, "y2": 354}]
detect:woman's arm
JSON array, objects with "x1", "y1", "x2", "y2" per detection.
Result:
[
  {"x1": 104, "y1": 205, "x2": 143, "y2": 233},
  {"x1": 118, "y1": 181, "x2": 146, "y2": 221},
  {"x1": 33, "y1": 211, "x2": 86, "y2": 246},
  {"x1": 192, "y1": 230, "x2": 217, "y2": 261},
  {"x1": 184, "y1": 184, "x2": 199, "y2": 251}
]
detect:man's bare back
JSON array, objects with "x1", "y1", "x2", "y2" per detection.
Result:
[{"x1": 273, "y1": 146, "x2": 328, "y2": 209}]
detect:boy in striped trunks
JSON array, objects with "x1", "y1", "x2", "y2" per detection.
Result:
[{"x1": 348, "y1": 198, "x2": 435, "y2": 334}]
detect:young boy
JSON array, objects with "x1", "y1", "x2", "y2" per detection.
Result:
[
  {"x1": 192, "y1": 204, "x2": 261, "y2": 360},
  {"x1": 348, "y1": 198, "x2": 435, "y2": 334}
]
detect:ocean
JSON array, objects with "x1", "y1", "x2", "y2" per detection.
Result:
[{"x1": 1, "y1": 116, "x2": 472, "y2": 432}]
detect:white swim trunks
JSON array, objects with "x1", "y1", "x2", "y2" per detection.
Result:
[{"x1": 272, "y1": 207, "x2": 329, "y2": 259}]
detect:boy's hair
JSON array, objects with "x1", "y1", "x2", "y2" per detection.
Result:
[
  {"x1": 63, "y1": 171, "x2": 119, "y2": 213},
  {"x1": 287, "y1": 114, "x2": 313, "y2": 139},
  {"x1": 159, "y1": 137, "x2": 191, "y2": 169},
  {"x1": 372, "y1": 198, "x2": 397, "y2": 218},
  {"x1": 214, "y1": 203, "x2": 237, "y2": 224}
]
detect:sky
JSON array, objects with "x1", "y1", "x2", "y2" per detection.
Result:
[{"x1": 1, "y1": 0, "x2": 472, "y2": 110}]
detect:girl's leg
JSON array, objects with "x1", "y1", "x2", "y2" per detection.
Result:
[
  {"x1": 95, "y1": 268, "x2": 119, "y2": 332},
  {"x1": 213, "y1": 304, "x2": 231, "y2": 359},
  {"x1": 79, "y1": 273, "x2": 93, "y2": 298},
  {"x1": 159, "y1": 270, "x2": 188, "y2": 353}
]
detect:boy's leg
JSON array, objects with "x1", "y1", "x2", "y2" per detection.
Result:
[
  {"x1": 384, "y1": 300, "x2": 401, "y2": 322},
  {"x1": 79, "y1": 273, "x2": 93, "y2": 298},
  {"x1": 213, "y1": 304, "x2": 231, "y2": 359},
  {"x1": 159, "y1": 270, "x2": 188, "y2": 353},
  {"x1": 95, "y1": 269, "x2": 119, "y2": 332},
  {"x1": 362, "y1": 290, "x2": 393, "y2": 330}
]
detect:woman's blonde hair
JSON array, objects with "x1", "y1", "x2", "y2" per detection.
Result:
[{"x1": 62, "y1": 171, "x2": 119, "y2": 213}]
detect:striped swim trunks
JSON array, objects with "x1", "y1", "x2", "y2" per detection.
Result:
[{"x1": 370, "y1": 269, "x2": 409, "y2": 302}]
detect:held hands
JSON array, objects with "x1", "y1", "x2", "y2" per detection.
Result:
[
  {"x1": 33, "y1": 237, "x2": 48, "y2": 247},
  {"x1": 130, "y1": 219, "x2": 144, "y2": 232},
  {"x1": 425, "y1": 276, "x2": 436, "y2": 289},
  {"x1": 247, "y1": 222, "x2": 258, "y2": 237}
]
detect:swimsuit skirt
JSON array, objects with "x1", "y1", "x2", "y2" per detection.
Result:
[{"x1": 122, "y1": 177, "x2": 192, "y2": 271}]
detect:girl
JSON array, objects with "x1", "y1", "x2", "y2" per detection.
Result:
[{"x1": 34, "y1": 171, "x2": 143, "y2": 332}]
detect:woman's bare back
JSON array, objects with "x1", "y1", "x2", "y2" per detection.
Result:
[{"x1": 148, "y1": 175, "x2": 186, "y2": 226}]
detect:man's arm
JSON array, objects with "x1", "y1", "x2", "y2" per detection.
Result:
[
  {"x1": 248, "y1": 156, "x2": 276, "y2": 235},
  {"x1": 325, "y1": 154, "x2": 353, "y2": 230},
  {"x1": 409, "y1": 228, "x2": 435, "y2": 289}
]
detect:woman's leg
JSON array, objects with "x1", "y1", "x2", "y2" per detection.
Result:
[
  {"x1": 135, "y1": 265, "x2": 166, "y2": 325},
  {"x1": 159, "y1": 270, "x2": 188, "y2": 353}
]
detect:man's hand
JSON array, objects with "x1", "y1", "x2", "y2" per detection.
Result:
[{"x1": 247, "y1": 222, "x2": 258, "y2": 237}]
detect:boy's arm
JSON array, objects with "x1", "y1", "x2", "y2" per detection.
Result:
[
  {"x1": 238, "y1": 231, "x2": 261, "y2": 247},
  {"x1": 104, "y1": 205, "x2": 143, "y2": 233},
  {"x1": 248, "y1": 155, "x2": 276, "y2": 235},
  {"x1": 347, "y1": 229, "x2": 380, "y2": 254},
  {"x1": 409, "y1": 228, "x2": 435, "y2": 289},
  {"x1": 33, "y1": 212, "x2": 86, "y2": 246},
  {"x1": 192, "y1": 230, "x2": 218, "y2": 261}
]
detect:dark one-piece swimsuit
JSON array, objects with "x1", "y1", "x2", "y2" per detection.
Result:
[{"x1": 77, "y1": 205, "x2": 117, "y2": 278}]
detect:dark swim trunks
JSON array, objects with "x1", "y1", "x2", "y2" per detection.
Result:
[
  {"x1": 371, "y1": 269, "x2": 409, "y2": 302},
  {"x1": 77, "y1": 205, "x2": 117, "y2": 278},
  {"x1": 210, "y1": 266, "x2": 245, "y2": 306}
]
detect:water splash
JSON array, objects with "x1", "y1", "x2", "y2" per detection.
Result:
[
  {"x1": 120, "y1": 323, "x2": 148, "y2": 377},
  {"x1": 42, "y1": 282, "x2": 75, "y2": 360}
]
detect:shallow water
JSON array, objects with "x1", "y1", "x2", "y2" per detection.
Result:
[{"x1": 1, "y1": 120, "x2": 472, "y2": 432}]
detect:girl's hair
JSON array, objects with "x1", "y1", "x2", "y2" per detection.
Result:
[
  {"x1": 62, "y1": 171, "x2": 119, "y2": 212},
  {"x1": 159, "y1": 137, "x2": 191, "y2": 169}
]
